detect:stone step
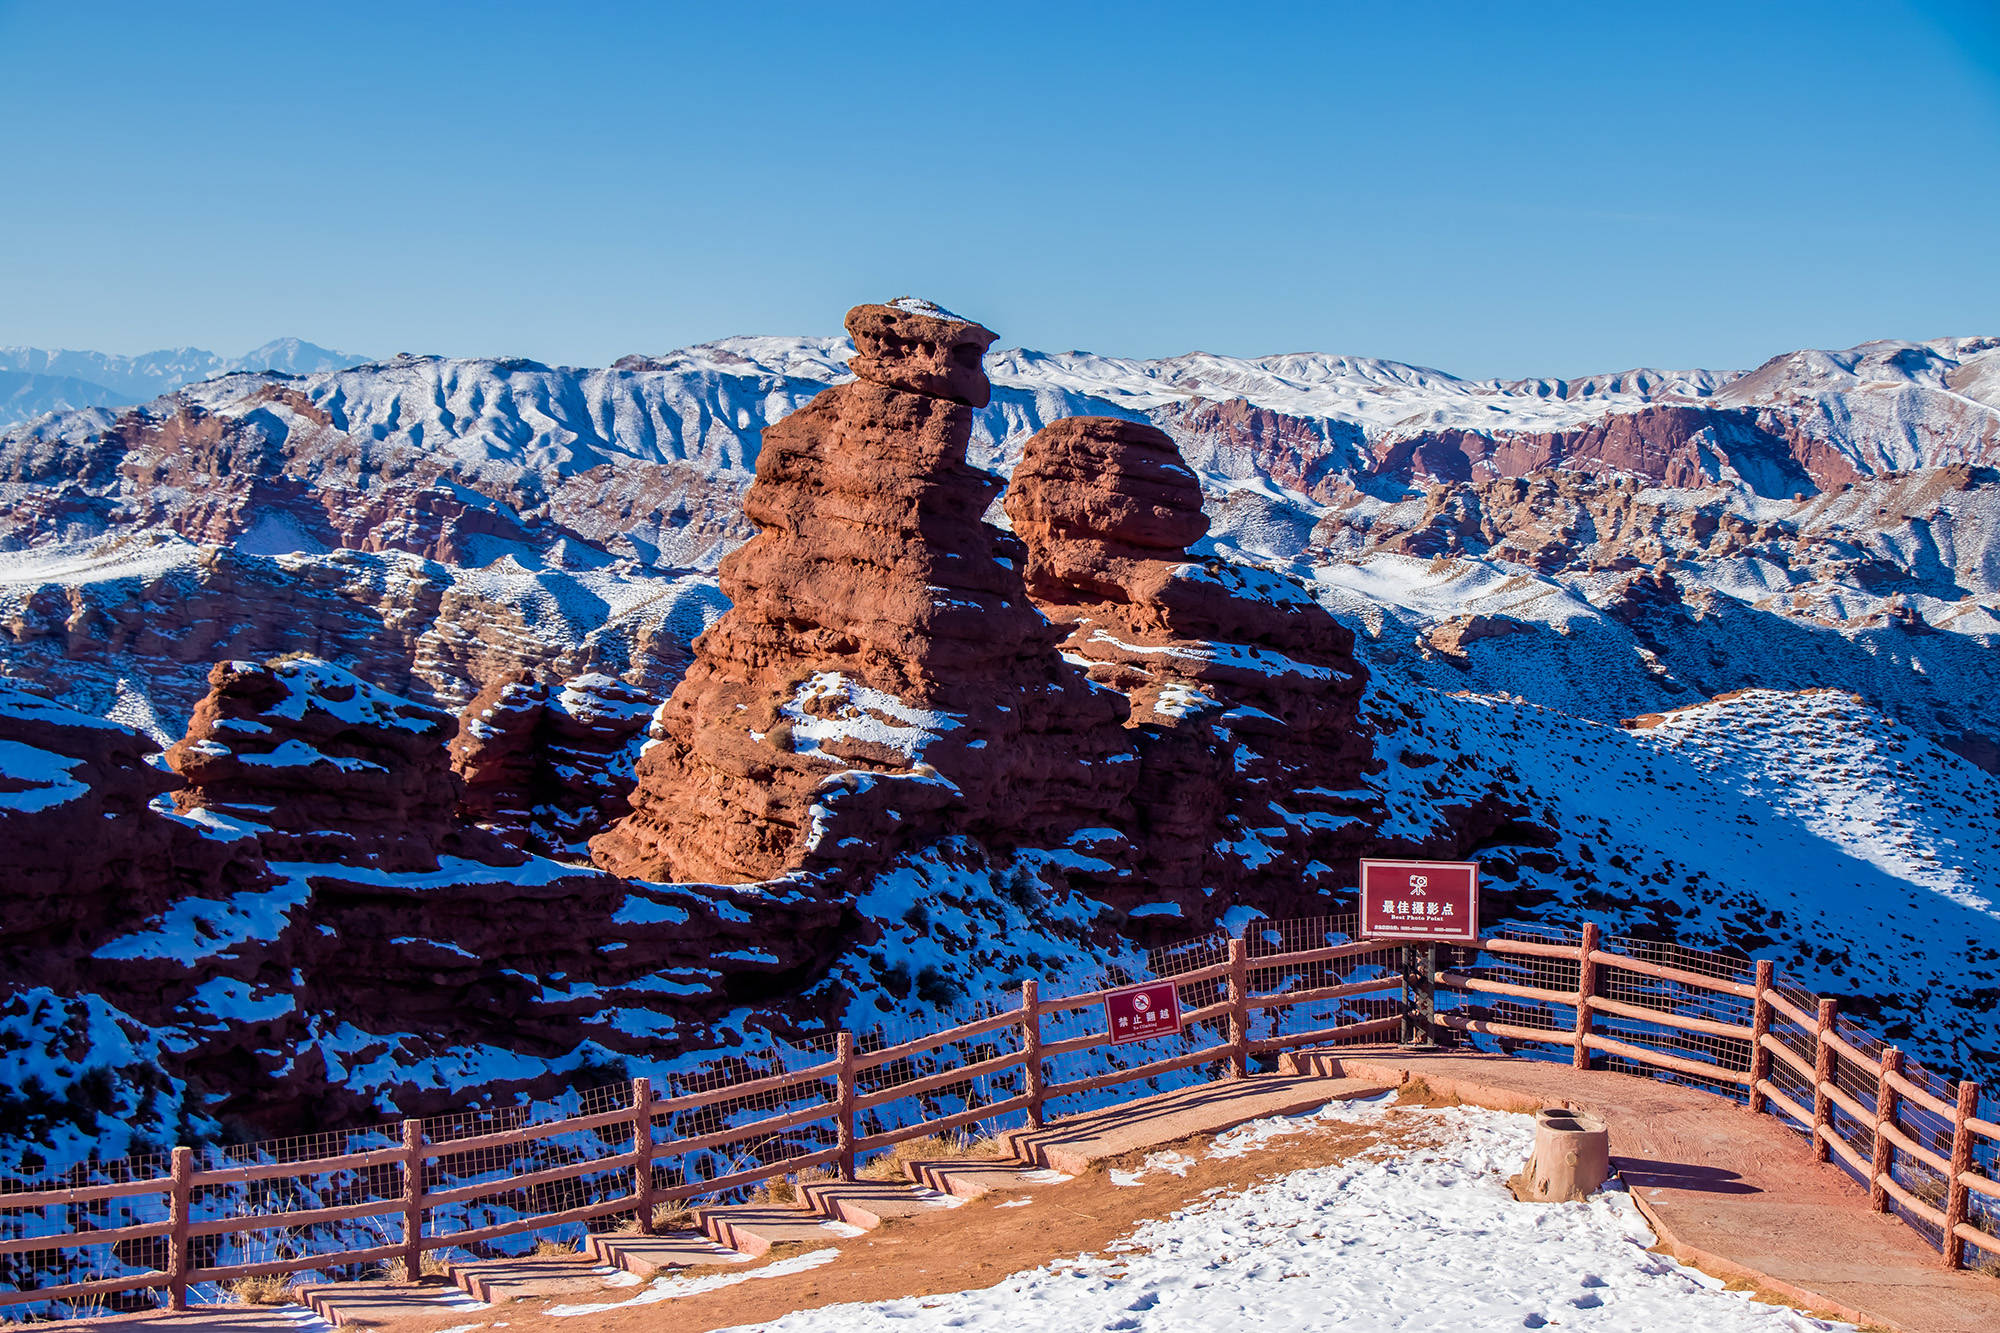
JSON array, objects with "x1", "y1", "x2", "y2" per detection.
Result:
[
  {"x1": 294, "y1": 1279, "x2": 488, "y2": 1328},
  {"x1": 446, "y1": 1253, "x2": 636, "y2": 1304},
  {"x1": 1278, "y1": 1049, "x2": 1343, "y2": 1079},
  {"x1": 901, "y1": 1156, "x2": 1049, "y2": 1200},
  {"x1": 694, "y1": 1202, "x2": 859, "y2": 1258},
  {"x1": 76, "y1": 1306, "x2": 336, "y2": 1331},
  {"x1": 585, "y1": 1227, "x2": 753, "y2": 1277},
  {"x1": 797, "y1": 1177, "x2": 965, "y2": 1229},
  {"x1": 996, "y1": 1073, "x2": 1391, "y2": 1176}
]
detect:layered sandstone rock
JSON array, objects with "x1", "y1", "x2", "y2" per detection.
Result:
[
  {"x1": 166, "y1": 656, "x2": 494, "y2": 871},
  {"x1": 592, "y1": 301, "x2": 1137, "y2": 884},
  {"x1": 451, "y1": 670, "x2": 656, "y2": 855},
  {"x1": 1004, "y1": 417, "x2": 1372, "y2": 920},
  {"x1": 0, "y1": 678, "x2": 261, "y2": 968}
]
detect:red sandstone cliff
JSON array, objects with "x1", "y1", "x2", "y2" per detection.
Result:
[
  {"x1": 1003, "y1": 416, "x2": 1375, "y2": 922},
  {"x1": 0, "y1": 678, "x2": 264, "y2": 971}
]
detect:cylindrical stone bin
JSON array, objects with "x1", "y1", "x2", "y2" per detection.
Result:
[{"x1": 1517, "y1": 1107, "x2": 1610, "y2": 1202}]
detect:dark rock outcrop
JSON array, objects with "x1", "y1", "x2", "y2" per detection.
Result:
[
  {"x1": 166, "y1": 657, "x2": 493, "y2": 871},
  {"x1": 451, "y1": 671, "x2": 656, "y2": 856},
  {"x1": 0, "y1": 678, "x2": 261, "y2": 968}
]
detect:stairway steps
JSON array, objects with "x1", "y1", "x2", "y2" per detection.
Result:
[
  {"x1": 586, "y1": 1226, "x2": 754, "y2": 1276},
  {"x1": 996, "y1": 1073, "x2": 1393, "y2": 1175},
  {"x1": 901, "y1": 1157, "x2": 1047, "y2": 1200},
  {"x1": 798, "y1": 1177, "x2": 965, "y2": 1229},
  {"x1": 447, "y1": 1254, "x2": 635, "y2": 1304},
  {"x1": 695, "y1": 1202, "x2": 858, "y2": 1258},
  {"x1": 295, "y1": 1280, "x2": 487, "y2": 1328}
]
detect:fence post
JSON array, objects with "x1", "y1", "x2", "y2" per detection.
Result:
[
  {"x1": 836, "y1": 1030, "x2": 856, "y2": 1180},
  {"x1": 1227, "y1": 937, "x2": 1249, "y2": 1079},
  {"x1": 1571, "y1": 922, "x2": 1600, "y2": 1071},
  {"x1": 400, "y1": 1117, "x2": 424, "y2": 1281},
  {"x1": 631, "y1": 1077, "x2": 656, "y2": 1235},
  {"x1": 1870, "y1": 1046, "x2": 1902, "y2": 1212},
  {"x1": 166, "y1": 1145, "x2": 192, "y2": 1311},
  {"x1": 1945, "y1": 1079, "x2": 1980, "y2": 1269},
  {"x1": 1811, "y1": 998, "x2": 1837, "y2": 1164},
  {"x1": 1021, "y1": 980, "x2": 1044, "y2": 1128},
  {"x1": 1747, "y1": 960, "x2": 1775, "y2": 1114}
]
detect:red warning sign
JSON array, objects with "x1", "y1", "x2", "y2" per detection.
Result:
[
  {"x1": 1103, "y1": 980, "x2": 1183, "y2": 1045},
  {"x1": 1360, "y1": 859, "x2": 1480, "y2": 943}
]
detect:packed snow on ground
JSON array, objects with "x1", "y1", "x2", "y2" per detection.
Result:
[{"x1": 725, "y1": 1100, "x2": 1849, "y2": 1333}]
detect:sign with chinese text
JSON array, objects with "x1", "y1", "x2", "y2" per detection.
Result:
[
  {"x1": 1103, "y1": 980, "x2": 1183, "y2": 1045},
  {"x1": 1359, "y1": 859, "x2": 1479, "y2": 943}
]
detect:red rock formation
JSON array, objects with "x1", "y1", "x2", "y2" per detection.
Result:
[
  {"x1": 451, "y1": 670, "x2": 655, "y2": 856},
  {"x1": 592, "y1": 302, "x2": 1137, "y2": 884},
  {"x1": 0, "y1": 678, "x2": 261, "y2": 967},
  {"x1": 1004, "y1": 417, "x2": 1372, "y2": 921},
  {"x1": 166, "y1": 657, "x2": 496, "y2": 871},
  {"x1": 1423, "y1": 614, "x2": 1533, "y2": 666}
]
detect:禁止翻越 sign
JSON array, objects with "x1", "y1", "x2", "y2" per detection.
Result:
[
  {"x1": 1359, "y1": 859, "x2": 1479, "y2": 943},
  {"x1": 1103, "y1": 980, "x2": 1183, "y2": 1045}
]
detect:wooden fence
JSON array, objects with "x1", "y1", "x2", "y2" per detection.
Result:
[
  {"x1": 1433, "y1": 920, "x2": 2000, "y2": 1272},
  {"x1": 2, "y1": 913, "x2": 1995, "y2": 1317}
]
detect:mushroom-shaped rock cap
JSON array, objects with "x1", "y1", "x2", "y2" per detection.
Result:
[
  {"x1": 845, "y1": 297, "x2": 999, "y2": 408},
  {"x1": 1005, "y1": 416, "x2": 1210, "y2": 554}
]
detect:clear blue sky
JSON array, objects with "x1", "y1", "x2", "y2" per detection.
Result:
[{"x1": 2, "y1": 1, "x2": 1996, "y2": 377}]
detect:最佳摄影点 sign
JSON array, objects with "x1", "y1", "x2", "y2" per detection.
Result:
[
  {"x1": 1359, "y1": 859, "x2": 1479, "y2": 943},
  {"x1": 1103, "y1": 980, "x2": 1183, "y2": 1045}
]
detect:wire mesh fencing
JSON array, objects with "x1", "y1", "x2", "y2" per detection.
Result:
[
  {"x1": 1884, "y1": 1053, "x2": 1955, "y2": 1251},
  {"x1": 0, "y1": 1152, "x2": 174, "y2": 1321},
  {"x1": 850, "y1": 1000, "x2": 1029, "y2": 1155},
  {"x1": 1593, "y1": 934, "x2": 1756, "y2": 1100},
  {"x1": 8, "y1": 906, "x2": 2000, "y2": 1308}
]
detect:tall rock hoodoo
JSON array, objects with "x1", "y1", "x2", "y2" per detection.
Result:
[
  {"x1": 591, "y1": 300, "x2": 1138, "y2": 884},
  {"x1": 1004, "y1": 416, "x2": 1374, "y2": 918}
]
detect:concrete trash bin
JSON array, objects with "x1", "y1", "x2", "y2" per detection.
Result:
[{"x1": 1510, "y1": 1107, "x2": 1610, "y2": 1203}]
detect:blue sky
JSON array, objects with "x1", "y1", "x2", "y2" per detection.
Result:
[{"x1": 1, "y1": 1, "x2": 1995, "y2": 377}]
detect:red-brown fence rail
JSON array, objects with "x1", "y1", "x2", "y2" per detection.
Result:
[{"x1": 2, "y1": 912, "x2": 1993, "y2": 1318}]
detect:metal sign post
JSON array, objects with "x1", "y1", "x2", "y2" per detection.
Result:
[
  {"x1": 1361, "y1": 859, "x2": 1479, "y2": 1049},
  {"x1": 1399, "y1": 943, "x2": 1441, "y2": 1046}
]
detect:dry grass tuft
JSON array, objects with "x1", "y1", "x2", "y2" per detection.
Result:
[
  {"x1": 749, "y1": 1164, "x2": 838, "y2": 1206},
  {"x1": 531, "y1": 1237, "x2": 578, "y2": 1259},
  {"x1": 1392, "y1": 1076, "x2": 1464, "y2": 1108},
  {"x1": 859, "y1": 1133, "x2": 1002, "y2": 1182},
  {"x1": 227, "y1": 1273, "x2": 294, "y2": 1305},
  {"x1": 655, "y1": 1201, "x2": 698, "y2": 1230},
  {"x1": 619, "y1": 1200, "x2": 699, "y2": 1233},
  {"x1": 382, "y1": 1250, "x2": 452, "y2": 1283}
]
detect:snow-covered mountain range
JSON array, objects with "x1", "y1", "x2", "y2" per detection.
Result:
[
  {"x1": 3, "y1": 329, "x2": 1996, "y2": 753},
  {"x1": 2, "y1": 315, "x2": 1998, "y2": 1159},
  {"x1": 0, "y1": 338, "x2": 367, "y2": 427}
]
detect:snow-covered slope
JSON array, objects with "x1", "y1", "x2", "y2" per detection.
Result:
[
  {"x1": 730, "y1": 1099, "x2": 1851, "y2": 1333},
  {"x1": 1359, "y1": 676, "x2": 2000, "y2": 1077}
]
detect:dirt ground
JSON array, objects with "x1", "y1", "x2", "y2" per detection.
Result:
[{"x1": 361, "y1": 1108, "x2": 1433, "y2": 1333}]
